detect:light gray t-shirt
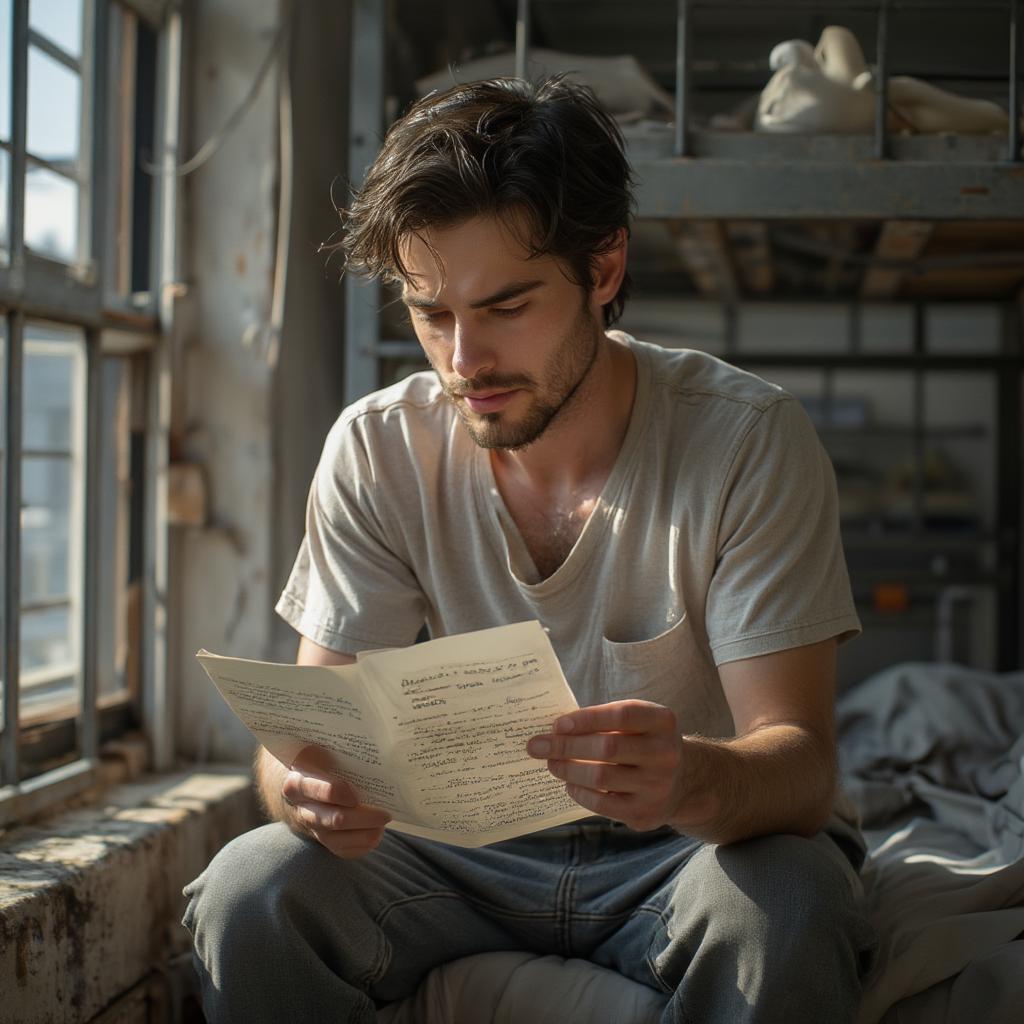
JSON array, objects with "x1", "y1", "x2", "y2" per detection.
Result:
[{"x1": 276, "y1": 333, "x2": 861, "y2": 740}]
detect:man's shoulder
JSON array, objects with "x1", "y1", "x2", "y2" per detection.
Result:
[
  {"x1": 330, "y1": 370, "x2": 452, "y2": 441},
  {"x1": 626, "y1": 335, "x2": 788, "y2": 415},
  {"x1": 317, "y1": 371, "x2": 456, "y2": 476},
  {"x1": 345, "y1": 369, "x2": 448, "y2": 424}
]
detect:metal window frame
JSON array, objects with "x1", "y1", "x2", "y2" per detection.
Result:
[{"x1": 0, "y1": 0, "x2": 181, "y2": 826}]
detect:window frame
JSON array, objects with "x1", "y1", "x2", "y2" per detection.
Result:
[{"x1": 0, "y1": 0, "x2": 181, "y2": 826}]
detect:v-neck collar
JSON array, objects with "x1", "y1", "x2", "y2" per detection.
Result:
[{"x1": 471, "y1": 334, "x2": 652, "y2": 597}]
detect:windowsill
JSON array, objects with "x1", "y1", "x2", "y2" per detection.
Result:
[{"x1": 0, "y1": 764, "x2": 261, "y2": 1023}]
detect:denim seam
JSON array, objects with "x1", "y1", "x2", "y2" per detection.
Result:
[
  {"x1": 374, "y1": 889, "x2": 561, "y2": 928},
  {"x1": 636, "y1": 904, "x2": 676, "y2": 995}
]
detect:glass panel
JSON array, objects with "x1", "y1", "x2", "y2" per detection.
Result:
[
  {"x1": 29, "y1": 0, "x2": 83, "y2": 60},
  {"x1": 27, "y1": 45, "x2": 81, "y2": 165},
  {"x1": 926, "y1": 305, "x2": 1001, "y2": 355},
  {"x1": 22, "y1": 456, "x2": 71, "y2": 603},
  {"x1": 859, "y1": 305, "x2": 913, "y2": 354},
  {"x1": 24, "y1": 339, "x2": 73, "y2": 450},
  {"x1": 925, "y1": 372, "x2": 996, "y2": 533},
  {"x1": 25, "y1": 165, "x2": 78, "y2": 262},
  {"x1": 0, "y1": 0, "x2": 11, "y2": 140},
  {"x1": 21, "y1": 606, "x2": 74, "y2": 674},
  {"x1": 20, "y1": 325, "x2": 84, "y2": 718},
  {"x1": 828, "y1": 371, "x2": 915, "y2": 532},
  {"x1": 737, "y1": 303, "x2": 849, "y2": 355}
]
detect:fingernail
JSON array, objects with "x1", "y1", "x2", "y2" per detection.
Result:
[
  {"x1": 528, "y1": 738, "x2": 551, "y2": 757},
  {"x1": 554, "y1": 717, "x2": 574, "y2": 734}
]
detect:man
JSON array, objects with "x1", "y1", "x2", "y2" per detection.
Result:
[{"x1": 184, "y1": 76, "x2": 876, "y2": 1022}]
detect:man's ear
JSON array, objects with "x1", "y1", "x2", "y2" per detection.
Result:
[{"x1": 591, "y1": 228, "x2": 629, "y2": 308}]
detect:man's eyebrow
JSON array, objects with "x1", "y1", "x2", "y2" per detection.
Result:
[{"x1": 402, "y1": 280, "x2": 544, "y2": 310}]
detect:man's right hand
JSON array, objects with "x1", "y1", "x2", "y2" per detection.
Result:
[{"x1": 280, "y1": 765, "x2": 392, "y2": 859}]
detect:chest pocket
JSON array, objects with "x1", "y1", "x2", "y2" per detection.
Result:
[
  {"x1": 600, "y1": 611, "x2": 693, "y2": 696},
  {"x1": 599, "y1": 611, "x2": 734, "y2": 737}
]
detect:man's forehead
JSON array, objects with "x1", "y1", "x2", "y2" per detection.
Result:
[{"x1": 399, "y1": 221, "x2": 553, "y2": 306}]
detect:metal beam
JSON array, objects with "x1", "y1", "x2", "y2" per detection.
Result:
[
  {"x1": 80, "y1": 327, "x2": 102, "y2": 763},
  {"x1": 1, "y1": 312, "x2": 24, "y2": 786},
  {"x1": 634, "y1": 158, "x2": 1024, "y2": 219},
  {"x1": 0, "y1": 758, "x2": 97, "y2": 826},
  {"x1": 1011, "y1": 0, "x2": 1022, "y2": 163},
  {"x1": 674, "y1": 0, "x2": 691, "y2": 158},
  {"x1": 515, "y1": 0, "x2": 530, "y2": 80},
  {"x1": 142, "y1": 2, "x2": 183, "y2": 773},
  {"x1": 874, "y1": 0, "x2": 889, "y2": 161},
  {"x1": 686, "y1": 0, "x2": 1010, "y2": 9},
  {"x1": 344, "y1": 0, "x2": 385, "y2": 406},
  {"x1": 9, "y1": 0, "x2": 28, "y2": 268}
]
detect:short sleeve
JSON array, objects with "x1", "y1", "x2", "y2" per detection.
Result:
[
  {"x1": 705, "y1": 397, "x2": 861, "y2": 666},
  {"x1": 275, "y1": 415, "x2": 426, "y2": 653}
]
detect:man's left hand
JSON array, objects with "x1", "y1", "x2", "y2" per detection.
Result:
[{"x1": 526, "y1": 699, "x2": 684, "y2": 832}]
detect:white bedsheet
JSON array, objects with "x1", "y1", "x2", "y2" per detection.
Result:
[{"x1": 837, "y1": 664, "x2": 1024, "y2": 1023}]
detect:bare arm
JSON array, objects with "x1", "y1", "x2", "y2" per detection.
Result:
[
  {"x1": 668, "y1": 638, "x2": 838, "y2": 843},
  {"x1": 255, "y1": 636, "x2": 391, "y2": 858},
  {"x1": 528, "y1": 638, "x2": 838, "y2": 845}
]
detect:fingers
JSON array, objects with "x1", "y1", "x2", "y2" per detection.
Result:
[
  {"x1": 281, "y1": 768, "x2": 391, "y2": 859},
  {"x1": 527, "y1": 730, "x2": 675, "y2": 765},
  {"x1": 550, "y1": 700, "x2": 677, "y2": 738},
  {"x1": 290, "y1": 799, "x2": 392, "y2": 833},
  {"x1": 282, "y1": 769, "x2": 359, "y2": 809}
]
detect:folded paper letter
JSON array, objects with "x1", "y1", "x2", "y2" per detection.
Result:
[{"x1": 196, "y1": 621, "x2": 590, "y2": 846}]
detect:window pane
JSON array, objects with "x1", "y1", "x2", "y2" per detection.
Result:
[
  {"x1": 21, "y1": 605, "x2": 72, "y2": 672},
  {"x1": 20, "y1": 326, "x2": 84, "y2": 716},
  {"x1": 25, "y1": 165, "x2": 78, "y2": 262},
  {"x1": 28, "y1": 45, "x2": 81, "y2": 165},
  {"x1": 29, "y1": 0, "x2": 82, "y2": 60},
  {"x1": 0, "y1": 0, "x2": 11, "y2": 140},
  {"x1": 22, "y1": 457, "x2": 71, "y2": 603},
  {"x1": 24, "y1": 338, "x2": 74, "y2": 450}
]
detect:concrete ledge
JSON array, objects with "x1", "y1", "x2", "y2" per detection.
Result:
[{"x1": 0, "y1": 767, "x2": 261, "y2": 1023}]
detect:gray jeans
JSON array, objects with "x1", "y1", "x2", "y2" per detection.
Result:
[{"x1": 183, "y1": 817, "x2": 876, "y2": 1023}]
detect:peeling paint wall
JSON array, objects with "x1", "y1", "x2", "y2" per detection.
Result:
[
  {"x1": 174, "y1": 0, "x2": 351, "y2": 762},
  {"x1": 176, "y1": 0, "x2": 284, "y2": 761}
]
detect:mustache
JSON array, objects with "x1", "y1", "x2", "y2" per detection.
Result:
[{"x1": 444, "y1": 373, "x2": 534, "y2": 397}]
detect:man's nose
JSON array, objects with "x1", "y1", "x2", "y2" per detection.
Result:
[{"x1": 451, "y1": 321, "x2": 494, "y2": 381}]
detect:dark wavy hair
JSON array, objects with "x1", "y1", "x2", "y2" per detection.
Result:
[{"x1": 331, "y1": 75, "x2": 636, "y2": 327}]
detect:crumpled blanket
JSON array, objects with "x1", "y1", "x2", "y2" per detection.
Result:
[{"x1": 836, "y1": 663, "x2": 1024, "y2": 1023}]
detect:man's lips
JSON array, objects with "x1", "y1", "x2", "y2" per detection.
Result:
[{"x1": 463, "y1": 389, "x2": 520, "y2": 413}]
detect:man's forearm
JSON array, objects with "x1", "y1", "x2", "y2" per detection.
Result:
[{"x1": 669, "y1": 723, "x2": 837, "y2": 846}]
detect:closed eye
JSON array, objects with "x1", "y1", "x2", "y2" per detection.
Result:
[{"x1": 492, "y1": 304, "x2": 526, "y2": 318}]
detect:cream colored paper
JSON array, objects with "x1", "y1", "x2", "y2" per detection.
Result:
[{"x1": 196, "y1": 621, "x2": 590, "y2": 847}]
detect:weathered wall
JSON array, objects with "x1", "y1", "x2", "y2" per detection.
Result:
[
  {"x1": 174, "y1": 0, "x2": 282, "y2": 762},
  {"x1": 269, "y1": 1, "x2": 351, "y2": 665},
  {"x1": 174, "y1": 1, "x2": 350, "y2": 761}
]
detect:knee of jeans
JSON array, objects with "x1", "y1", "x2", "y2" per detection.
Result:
[
  {"x1": 682, "y1": 833, "x2": 860, "y2": 937},
  {"x1": 183, "y1": 822, "x2": 325, "y2": 957}
]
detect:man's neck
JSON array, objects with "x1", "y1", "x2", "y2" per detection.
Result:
[{"x1": 491, "y1": 334, "x2": 637, "y2": 500}]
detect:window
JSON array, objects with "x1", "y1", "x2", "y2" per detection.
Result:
[{"x1": 0, "y1": 0, "x2": 181, "y2": 824}]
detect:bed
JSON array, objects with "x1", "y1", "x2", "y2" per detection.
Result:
[{"x1": 377, "y1": 661, "x2": 1024, "y2": 1023}]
